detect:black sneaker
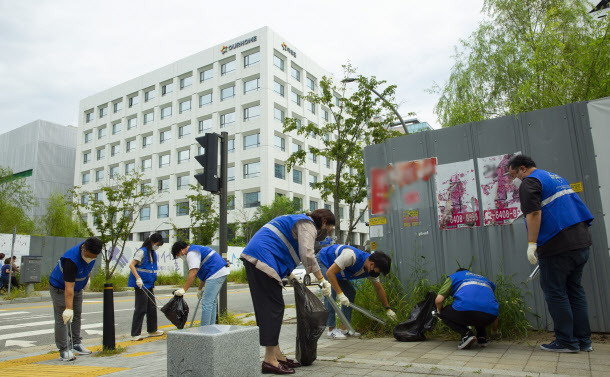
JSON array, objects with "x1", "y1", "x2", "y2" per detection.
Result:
[
  {"x1": 580, "y1": 344, "x2": 593, "y2": 352},
  {"x1": 458, "y1": 334, "x2": 477, "y2": 350},
  {"x1": 540, "y1": 339, "x2": 579, "y2": 353},
  {"x1": 477, "y1": 337, "x2": 488, "y2": 348}
]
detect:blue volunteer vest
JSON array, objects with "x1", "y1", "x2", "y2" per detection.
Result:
[
  {"x1": 128, "y1": 247, "x2": 158, "y2": 289},
  {"x1": 189, "y1": 245, "x2": 228, "y2": 282},
  {"x1": 49, "y1": 242, "x2": 96, "y2": 291},
  {"x1": 449, "y1": 270, "x2": 499, "y2": 316},
  {"x1": 242, "y1": 214, "x2": 314, "y2": 279},
  {"x1": 1, "y1": 264, "x2": 10, "y2": 280},
  {"x1": 525, "y1": 169, "x2": 594, "y2": 246},
  {"x1": 319, "y1": 244, "x2": 370, "y2": 281}
]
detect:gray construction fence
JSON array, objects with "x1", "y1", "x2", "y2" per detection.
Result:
[{"x1": 363, "y1": 98, "x2": 610, "y2": 332}]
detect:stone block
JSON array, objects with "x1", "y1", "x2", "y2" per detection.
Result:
[{"x1": 167, "y1": 324, "x2": 259, "y2": 377}]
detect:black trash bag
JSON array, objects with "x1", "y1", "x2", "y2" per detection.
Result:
[
  {"x1": 161, "y1": 294, "x2": 190, "y2": 329},
  {"x1": 293, "y1": 279, "x2": 329, "y2": 366},
  {"x1": 393, "y1": 291, "x2": 438, "y2": 341}
]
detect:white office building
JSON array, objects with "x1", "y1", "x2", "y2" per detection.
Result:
[{"x1": 75, "y1": 27, "x2": 369, "y2": 245}]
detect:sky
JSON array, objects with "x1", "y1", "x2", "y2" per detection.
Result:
[{"x1": 0, "y1": 0, "x2": 486, "y2": 135}]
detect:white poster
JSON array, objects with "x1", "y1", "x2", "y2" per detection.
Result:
[
  {"x1": 435, "y1": 160, "x2": 480, "y2": 230},
  {"x1": 0, "y1": 233, "x2": 30, "y2": 264},
  {"x1": 108, "y1": 241, "x2": 183, "y2": 276},
  {"x1": 478, "y1": 153, "x2": 522, "y2": 226},
  {"x1": 369, "y1": 225, "x2": 384, "y2": 238}
]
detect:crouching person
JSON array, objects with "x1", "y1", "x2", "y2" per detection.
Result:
[
  {"x1": 171, "y1": 241, "x2": 229, "y2": 326},
  {"x1": 436, "y1": 268, "x2": 499, "y2": 349},
  {"x1": 49, "y1": 237, "x2": 103, "y2": 361},
  {"x1": 318, "y1": 245, "x2": 396, "y2": 340}
]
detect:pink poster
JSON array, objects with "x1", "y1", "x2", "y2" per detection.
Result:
[
  {"x1": 478, "y1": 153, "x2": 522, "y2": 226},
  {"x1": 435, "y1": 160, "x2": 480, "y2": 230}
]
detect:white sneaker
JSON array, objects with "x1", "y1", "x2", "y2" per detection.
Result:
[
  {"x1": 59, "y1": 349, "x2": 76, "y2": 361},
  {"x1": 326, "y1": 328, "x2": 347, "y2": 340},
  {"x1": 341, "y1": 329, "x2": 361, "y2": 337},
  {"x1": 72, "y1": 343, "x2": 92, "y2": 355},
  {"x1": 148, "y1": 330, "x2": 164, "y2": 337},
  {"x1": 132, "y1": 335, "x2": 145, "y2": 341}
]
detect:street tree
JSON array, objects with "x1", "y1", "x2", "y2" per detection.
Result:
[
  {"x1": 283, "y1": 63, "x2": 402, "y2": 244},
  {"x1": 241, "y1": 195, "x2": 302, "y2": 243},
  {"x1": 0, "y1": 166, "x2": 37, "y2": 234},
  {"x1": 173, "y1": 184, "x2": 219, "y2": 246},
  {"x1": 72, "y1": 172, "x2": 155, "y2": 279},
  {"x1": 433, "y1": 0, "x2": 610, "y2": 127},
  {"x1": 40, "y1": 191, "x2": 89, "y2": 237}
]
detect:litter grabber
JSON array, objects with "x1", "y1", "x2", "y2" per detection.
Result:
[
  {"x1": 142, "y1": 286, "x2": 166, "y2": 309},
  {"x1": 324, "y1": 292, "x2": 358, "y2": 336},
  {"x1": 527, "y1": 265, "x2": 540, "y2": 282},
  {"x1": 64, "y1": 320, "x2": 76, "y2": 361},
  {"x1": 349, "y1": 302, "x2": 387, "y2": 325},
  {"x1": 189, "y1": 296, "x2": 203, "y2": 328}
]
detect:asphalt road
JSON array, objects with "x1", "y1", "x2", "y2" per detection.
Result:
[{"x1": 0, "y1": 283, "x2": 298, "y2": 353}]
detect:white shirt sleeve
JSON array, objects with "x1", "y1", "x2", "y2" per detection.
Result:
[
  {"x1": 186, "y1": 250, "x2": 201, "y2": 271},
  {"x1": 334, "y1": 249, "x2": 357, "y2": 270},
  {"x1": 132, "y1": 249, "x2": 145, "y2": 265}
]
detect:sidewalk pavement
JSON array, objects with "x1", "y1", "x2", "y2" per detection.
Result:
[{"x1": 1, "y1": 308, "x2": 608, "y2": 377}]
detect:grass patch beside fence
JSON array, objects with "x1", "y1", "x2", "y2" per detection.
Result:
[
  {"x1": 156, "y1": 271, "x2": 193, "y2": 286},
  {"x1": 89, "y1": 271, "x2": 129, "y2": 292},
  {"x1": 226, "y1": 267, "x2": 248, "y2": 284},
  {"x1": 35, "y1": 275, "x2": 50, "y2": 291}
]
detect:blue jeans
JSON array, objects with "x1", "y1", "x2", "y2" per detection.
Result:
[
  {"x1": 538, "y1": 247, "x2": 591, "y2": 350},
  {"x1": 317, "y1": 255, "x2": 356, "y2": 328},
  {"x1": 200, "y1": 275, "x2": 227, "y2": 326}
]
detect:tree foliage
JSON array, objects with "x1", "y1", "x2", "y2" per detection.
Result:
[
  {"x1": 0, "y1": 166, "x2": 37, "y2": 234},
  {"x1": 283, "y1": 63, "x2": 402, "y2": 243},
  {"x1": 175, "y1": 184, "x2": 219, "y2": 246},
  {"x1": 72, "y1": 172, "x2": 155, "y2": 279},
  {"x1": 433, "y1": 0, "x2": 610, "y2": 127},
  {"x1": 40, "y1": 192, "x2": 89, "y2": 237},
  {"x1": 240, "y1": 196, "x2": 302, "y2": 243}
]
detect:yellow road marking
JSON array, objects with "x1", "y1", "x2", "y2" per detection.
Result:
[
  {"x1": 120, "y1": 351, "x2": 156, "y2": 357},
  {"x1": 0, "y1": 364, "x2": 129, "y2": 376}
]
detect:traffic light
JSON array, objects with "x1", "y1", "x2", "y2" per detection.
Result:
[{"x1": 195, "y1": 133, "x2": 220, "y2": 193}]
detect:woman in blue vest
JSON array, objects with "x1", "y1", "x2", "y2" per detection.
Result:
[
  {"x1": 0, "y1": 257, "x2": 11, "y2": 292},
  {"x1": 171, "y1": 241, "x2": 230, "y2": 326},
  {"x1": 435, "y1": 268, "x2": 499, "y2": 349},
  {"x1": 318, "y1": 245, "x2": 396, "y2": 340},
  {"x1": 240, "y1": 209, "x2": 335, "y2": 375},
  {"x1": 49, "y1": 237, "x2": 103, "y2": 361},
  {"x1": 128, "y1": 232, "x2": 165, "y2": 341}
]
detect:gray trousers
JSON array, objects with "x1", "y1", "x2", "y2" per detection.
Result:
[{"x1": 50, "y1": 285, "x2": 83, "y2": 350}]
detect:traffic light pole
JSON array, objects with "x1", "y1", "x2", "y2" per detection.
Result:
[{"x1": 218, "y1": 131, "x2": 228, "y2": 315}]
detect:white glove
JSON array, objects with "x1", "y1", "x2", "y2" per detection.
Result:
[
  {"x1": 320, "y1": 279, "x2": 332, "y2": 297},
  {"x1": 197, "y1": 289, "x2": 204, "y2": 300},
  {"x1": 62, "y1": 309, "x2": 74, "y2": 324},
  {"x1": 527, "y1": 243, "x2": 538, "y2": 265},
  {"x1": 174, "y1": 288, "x2": 185, "y2": 296},
  {"x1": 337, "y1": 293, "x2": 350, "y2": 307},
  {"x1": 136, "y1": 278, "x2": 143, "y2": 288},
  {"x1": 386, "y1": 309, "x2": 397, "y2": 321}
]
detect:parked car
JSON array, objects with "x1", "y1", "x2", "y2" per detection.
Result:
[{"x1": 282, "y1": 264, "x2": 318, "y2": 286}]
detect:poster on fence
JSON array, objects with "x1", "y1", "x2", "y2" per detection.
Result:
[
  {"x1": 435, "y1": 160, "x2": 480, "y2": 230},
  {"x1": 477, "y1": 152, "x2": 522, "y2": 226},
  {"x1": 0, "y1": 233, "x2": 30, "y2": 264}
]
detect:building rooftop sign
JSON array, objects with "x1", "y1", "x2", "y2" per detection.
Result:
[
  {"x1": 221, "y1": 36, "x2": 258, "y2": 54},
  {"x1": 281, "y1": 42, "x2": 297, "y2": 58}
]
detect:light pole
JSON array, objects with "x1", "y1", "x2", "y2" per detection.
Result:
[{"x1": 342, "y1": 77, "x2": 409, "y2": 134}]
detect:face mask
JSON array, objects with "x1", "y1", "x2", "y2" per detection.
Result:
[
  {"x1": 512, "y1": 178, "x2": 521, "y2": 188},
  {"x1": 367, "y1": 264, "x2": 381, "y2": 277},
  {"x1": 316, "y1": 228, "x2": 328, "y2": 242},
  {"x1": 82, "y1": 252, "x2": 96, "y2": 264},
  {"x1": 152, "y1": 245, "x2": 160, "y2": 251}
]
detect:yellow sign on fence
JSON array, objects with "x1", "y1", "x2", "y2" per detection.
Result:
[
  {"x1": 570, "y1": 182, "x2": 583, "y2": 193},
  {"x1": 369, "y1": 217, "x2": 387, "y2": 226}
]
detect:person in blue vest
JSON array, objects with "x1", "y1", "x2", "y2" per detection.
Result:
[
  {"x1": 49, "y1": 237, "x2": 103, "y2": 361},
  {"x1": 128, "y1": 232, "x2": 165, "y2": 341},
  {"x1": 0, "y1": 257, "x2": 11, "y2": 292},
  {"x1": 435, "y1": 268, "x2": 499, "y2": 349},
  {"x1": 318, "y1": 245, "x2": 396, "y2": 340},
  {"x1": 171, "y1": 241, "x2": 230, "y2": 326},
  {"x1": 241, "y1": 209, "x2": 335, "y2": 375},
  {"x1": 508, "y1": 155, "x2": 594, "y2": 353}
]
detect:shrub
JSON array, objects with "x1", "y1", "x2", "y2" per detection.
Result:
[
  {"x1": 89, "y1": 270, "x2": 129, "y2": 292},
  {"x1": 156, "y1": 271, "x2": 192, "y2": 286},
  {"x1": 35, "y1": 275, "x2": 50, "y2": 291},
  {"x1": 226, "y1": 267, "x2": 248, "y2": 284}
]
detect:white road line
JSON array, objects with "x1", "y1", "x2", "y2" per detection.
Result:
[
  {"x1": 0, "y1": 323, "x2": 104, "y2": 340},
  {"x1": 0, "y1": 319, "x2": 55, "y2": 331},
  {"x1": 0, "y1": 311, "x2": 29, "y2": 317}
]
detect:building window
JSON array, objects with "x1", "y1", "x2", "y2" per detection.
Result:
[
  {"x1": 84, "y1": 131, "x2": 92, "y2": 143},
  {"x1": 293, "y1": 169, "x2": 302, "y2": 184},
  {"x1": 325, "y1": 204, "x2": 332, "y2": 210},
  {"x1": 309, "y1": 174, "x2": 318, "y2": 188},
  {"x1": 113, "y1": 100, "x2": 123, "y2": 113},
  {"x1": 157, "y1": 204, "x2": 169, "y2": 218},
  {"x1": 273, "y1": 55, "x2": 284, "y2": 71},
  {"x1": 307, "y1": 77, "x2": 315, "y2": 91},
  {"x1": 227, "y1": 166, "x2": 235, "y2": 181},
  {"x1": 199, "y1": 118, "x2": 212, "y2": 133},
  {"x1": 199, "y1": 92, "x2": 212, "y2": 107},
  {"x1": 85, "y1": 112, "x2": 94, "y2": 123},
  {"x1": 306, "y1": 100, "x2": 316, "y2": 114},
  {"x1": 243, "y1": 105, "x2": 260, "y2": 121},
  {"x1": 161, "y1": 105, "x2": 172, "y2": 119},
  {"x1": 97, "y1": 148, "x2": 105, "y2": 160},
  {"x1": 275, "y1": 163, "x2": 285, "y2": 179},
  {"x1": 81, "y1": 195, "x2": 88, "y2": 205},
  {"x1": 310, "y1": 200, "x2": 318, "y2": 211},
  {"x1": 220, "y1": 112, "x2": 235, "y2": 127},
  {"x1": 274, "y1": 108, "x2": 285, "y2": 122},
  {"x1": 98, "y1": 127, "x2": 106, "y2": 139},
  {"x1": 145, "y1": 89, "x2": 155, "y2": 102},
  {"x1": 127, "y1": 117, "x2": 137, "y2": 130},
  {"x1": 83, "y1": 151, "x2": 91, "y2": 164},
  {"x1": 339, "y1": 207, "x2": 344, "y2": 218},
  {"x1": 141, "y1": 158, "x2": 152, "y2": 171},
  {"x1": 244, "y1": 78, "x2": 259, "y2": 94},
  {"x1": 228, "y1": 138, "x2": 235, "y2": 153},
  {"x1": 142, "y1": 135, "x2": 152, "y2": 148},
  {"x1": 244, "y1": 51, "x2": 260, "y2": 67},
  {"x1": 244, "y1": 191, "x2": 261, "y2": 208},
  {"x1": 179, "y1": 99, "x2": 191, "y2": 113},
  {"x1": 180, "y1": 76, "x2": 192, "y2": 89},
  {"x1": 162, "y1": 83, "x2": 173, "y2": 96},
  {"x1": 325, "y1": 156, "x2": 331, "y2": 169},
  {"x1": 291, "y1": 90, "x2": 301, "y2": 106},
  {"x1": 243, "y1": 133, "x2": 260, "y2": 150},
  {"x1": 95, "y1": 169, "x2": 104, "y2": 182},
  {"x1": 176, "y1": 201, "x2": 189, "y2": 216},
  {"x1": 93, "y1": 192, "x2": 104, "y2": 202},
  {"x1": 125, "y1": 162, "x2": 135, "y2": 174},
  {"x1": 221, "y1": 60, "x2": 236, "y2": 75},
  {"x1": 274, "y1": 81, "x2": 284, "y2": 96},
  {"x1": 159, "y1": 154, "x2": 170, "y2": 168},
  {"x1": 112, "y1": 122, "x2": 121, "y2": 134},
  {"x1": 144, "y1": 112, "x2": 154, "y2": 125},
  {"x1": 293, "y1": 197, "x2": 302, "y2": 209},
  {"x1": 200, "y1": 67, "x2": 213, "y2": 82},
  {"x1": 227, "y1": 196, "x2": 235, "y2": 210},
  {"x1": 99, "y1": 106, "x2": 108, "y2": 118},
  {"x1": 221, "y1": 86, "x2": 235, "y2": 101},
  {"x1": 178, "y1": 149, "x2": 190, "y2": 164},
  {"x1": 126, "y1": 140, "x2": 136, "y2": 152},
  {"x1": 274, "y1": 135, "x2": 285, "y2": 151},
  {"x1": 291, "y1": 66, "x2": 301, "y2": 81},
  {"x1": 243, "y1": 161, "x2": 260, "y2": 179},
  {"x1": 82, "y1": 172, "x2": 90, "y2": 184},
  {"x1": 308, "y1": 150, "x2": 317, "y2": 163},
  {"x1": 178, "y1": 124, "x2": 191, "y2": 138},
  {"x1": 160, "y1": 130, "x2": 171, "y2": 143},
  {"x1": 291, "y1": 142, "x2": 302, "y2": 153},
  {"x1": 177, "y1": 175, "x2": 189, "y2": 190},
  {"x1": 158, "y1": 178, "x2": 170, "y2": 193},
  {"x1": 128, "y1": 95, "x2": 139, "y2": 107},
  {"x1": 140, "y1": 207, "x2": 150, "y2": 221},
  {"x1": 322, "y1": 109, "x2": 329, "y2": 121}
]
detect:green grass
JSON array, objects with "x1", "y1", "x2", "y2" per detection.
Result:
[
  {"x1": 35, "y1": 275, "x2": 50, "y2": 291},
  {"x1": 217, "y1": 311, "x2": 245, "y2": 325},
  {"x1": 1, "y1": 285, "x2": 34, "y2": 300},
  {"x1": 156, "y1": 271, "x2": 194, "y2": 286},
  {"x1": 93, "y1": 345, "x2": 127, "y2": 357},
  {"x1": 226, "y1": 267, "x2": 248, "y2": 283},
  {"x1": 89, "y1": 271, "x2": 129, "y2": 292}
]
